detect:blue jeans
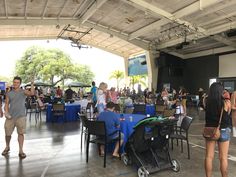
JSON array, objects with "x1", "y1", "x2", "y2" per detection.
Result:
[{"x1": 218, "y1": 128, "x2": 231, "y2": 142}]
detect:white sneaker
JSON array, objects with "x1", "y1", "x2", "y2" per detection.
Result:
[{"x1": 5, "y1": 112, "x2": 12, "y2": 119}]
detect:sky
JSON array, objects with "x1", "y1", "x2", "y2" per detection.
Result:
[{"x1": 0, "y1": 39, "x2": 125, "y2": 88}]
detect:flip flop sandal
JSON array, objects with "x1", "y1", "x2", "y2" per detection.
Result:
[
  {"x1": 19, "y1": 153, "x2": 27, "y2": 159},
  {"x1": 112, "y1": 155, "x2": 120, "y2": 159},
  {"x1": 1, "y1": 148, "x2": 10, "y2": 156}
]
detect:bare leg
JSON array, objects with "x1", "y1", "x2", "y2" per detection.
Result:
[
  {"x1": 2, "y1": 136, "x2": 11, "y2": 155},
  {"x1": 112, "y1": 140, "x2": 123, "y2": 157},
  {"x1": 18, "y1": 134, "x2": 24, "y2": 154},
  {"x1": 218, "y1": 141, "x2": 229, "y2": 177},
  {"x1": 5, "y1": 136, "x2": 11, "y2": 149},
  {"x1": 205, "y1": 140, "x2": 216, "y2": 177}
]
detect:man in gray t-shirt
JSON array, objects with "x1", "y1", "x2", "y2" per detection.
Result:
[{"x1": 2, "y1": 76, "x2": 34, "y2": 159}]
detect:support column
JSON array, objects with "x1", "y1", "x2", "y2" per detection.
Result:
[
  {"x1": 146, "y1": 50, "x2": 159, "y2": 92},
  {"x1": 123, "y1": 56, "x2": 129, "y2": 87}
]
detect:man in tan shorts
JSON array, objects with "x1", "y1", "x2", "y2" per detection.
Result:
[{"x1": 2, "y1": 76, "x2": 34, "y2": 159}]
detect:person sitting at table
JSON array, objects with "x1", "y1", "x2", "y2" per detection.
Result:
[
  {"x1": 97, "y1": 102, "x2": 124, "y2": 158},
  {"x1": 65, "y1": 86, "x2": 74, "y2": 101}
]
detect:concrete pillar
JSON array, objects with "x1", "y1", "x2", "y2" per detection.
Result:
[
  {"x1": 146, "y1": 50, "x2": 159, "y2": 92},
  {"x1": 123, "y1": 56, "x2": 129, "y2": 87}
]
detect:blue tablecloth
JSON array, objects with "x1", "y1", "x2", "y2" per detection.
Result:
[
  {"x1": 120, "y1": 113, "x2": 146, "y2": 144},
  {"x1": 106, "y1": 113, "x2": 146, "y2": 152},
  {"x1": 145, "y1": 104, "x2": 156, "y2": 116},
  {"x1": 46, "y1": 104, "x2": 81, "y2": 123}
]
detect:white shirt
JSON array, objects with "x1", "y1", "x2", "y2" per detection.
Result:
[{"x1": 97, "y1": 89, "x2": 106, "y2": 105}]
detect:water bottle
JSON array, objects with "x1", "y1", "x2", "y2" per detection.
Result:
[
  {"x1": 120, "y1": 113, "x2": 124, "y2": 121},
  {"x1": 90, "y1": 106, "x2": 94, "y2": 118}
]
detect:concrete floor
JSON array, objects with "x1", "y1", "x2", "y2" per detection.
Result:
[{"x1": 0, "y1": 107, "x2": 236, "y2": 177}]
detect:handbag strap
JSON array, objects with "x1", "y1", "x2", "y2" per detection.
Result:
[{"x1": 217, "y1": 108, "x2": 224, "y2": 128}]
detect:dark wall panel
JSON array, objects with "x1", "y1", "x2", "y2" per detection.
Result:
[
  {"x1": 156, "y1": 53, "x2": 185, "y2": 91},
  {"x1": 184, "y1": 55, "x2": 219, "y2": 94},
  {"x1": 156, "y1": 53, "x2": 219, "y2": 94}
]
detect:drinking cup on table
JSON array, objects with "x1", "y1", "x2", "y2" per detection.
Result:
[
  {"x1": 120, "y1": 114, "x2": 125, "y2": 121},
  {"x1": 129, "y1": 116, "x2": 133, "y2": 122}
]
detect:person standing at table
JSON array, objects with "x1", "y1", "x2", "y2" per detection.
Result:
[
  {"x1": 90, "y1": 81, "x2": 97, "y2": 104},
  {"x1": 2, "y1": 76, "x2": 35, "y2": 159},
  {"x1": 96, "y1": 82, "x2": 108, "y2": 113},
  {"x1": 65, "y1": 86, "x2": 74, "y2": 101},
  {"x1": 97, "y1": 102, "x2": 124, "y2": 158},
  {"x1": 204, "y1": 82, "x2": 231, "y2": 177}
]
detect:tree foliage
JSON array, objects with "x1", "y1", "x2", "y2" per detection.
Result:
[
  {"x1": 15, "y1": 46, "x2": 94, "y2": 86},
  {"x1": 129, "y1": 74, "x2": 147, "y2": 89},
  {"x1": 0, "y1": 76, "x2": 12, "y2": 84},
  {"x1": 109, "y1": 70, "x2": 124, "y2": 89}
]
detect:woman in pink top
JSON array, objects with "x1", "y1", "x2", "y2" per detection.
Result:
[{"x1": 110, "y1": 87, "x2": 118, "y2": 103}]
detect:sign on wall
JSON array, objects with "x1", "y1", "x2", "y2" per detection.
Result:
[
  {"x1": 128, "y1": 54, "x2": 147, "y2": 76},
  {"x1": 0, "y1": 82, "x2": 6, "y2": 91}
]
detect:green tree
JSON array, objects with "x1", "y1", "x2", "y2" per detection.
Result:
[
  {"x1": 129, "y1": 74, "x2": 147, "y2": 89},
  {"x1": 0, "y1": 76, "x2": 12, "y2": 84},
  {"x1": 109, "y1": 70, "x2": 124, "y2": 89},
  {"x1": 15, "y1": 46, "x2": 94, "y2": 87}
]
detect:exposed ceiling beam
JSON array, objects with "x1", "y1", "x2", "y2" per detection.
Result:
[
  {"x1": 79, "y1": 0, "x2": 108, "y2": 24},
  {"x1": 24, "y1": 0, "x2": 28, "y2": 19},
  {"x1": 129, "y1": 19, "x2": 169, "y2": 40},
  {"x1": 161, "y1": 49, "x2": 185, "y2": 59},
  {"x1": 184, "y1": 46, "x2": 236, "y2": 59},
  {"x1": 199, "y1": 0, "x2": 223, "y2": 10},
  {"x1": 157, "y1": 21, "x2": 236, "y2": 50},
  {"x1": 81, "y1": 41, "x2": 128, "y2": 57},
  {"x1": 84, "y1": 21, "x2": 149, "y2": 50},
  {"x1": 211, "y1": 35, "x2": 236, "y2": 49},
  {"x1": 4, "y1": 0, "x2": 8, "y2": 18},
  {"x1": 72, "y1": 0, "x2": 89, "y2": 18},
  {"x1": 58, "y1": 0, "x2": 68, "y2": 18},
  {"x1": 199, "y1": 11, "x2": 236, "y2": 27},
  {"x1": 128, "y1": 0, "x2": 224, "y2": 40},
  {"x1": 41, "y1": 0, "x2": 49, "y2": 18},
  {"x1": 126, "y1": 0, "x2": 210, "y2": 36},
  {"x1": 0, "y1": 18, "x2": 148, "y2": 50},
  {"x1": 192, "y1": 0, "x2": 236, "y2": 21}
]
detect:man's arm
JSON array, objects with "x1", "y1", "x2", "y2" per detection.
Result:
[
  {"x1": 4, "y1": 94, "x2": 9, "y2": 113},
  {"x1": 24, "y1": 80, "x2": 35, "y2": 96}
]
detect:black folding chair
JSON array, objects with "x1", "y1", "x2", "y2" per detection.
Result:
[
  {"x1": 170, "y1": 116, "x2": 193, "y2": 159},
  {"x1": 80, "y1": 115, "x2": 88, "y2": 151},
  {"x1": 86, "y1": 120, "x2": 121, "y2": 168},
  {"x1": 51, "y1": 103, "x2": 66, "y2": 122},
  {"x1": 133, "y1": 104, "x2": 146, "y2": 114}
]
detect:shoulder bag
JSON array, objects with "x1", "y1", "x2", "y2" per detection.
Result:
[{"x1": 203, "y1": 108, "x2": 223, "y2": 141}]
